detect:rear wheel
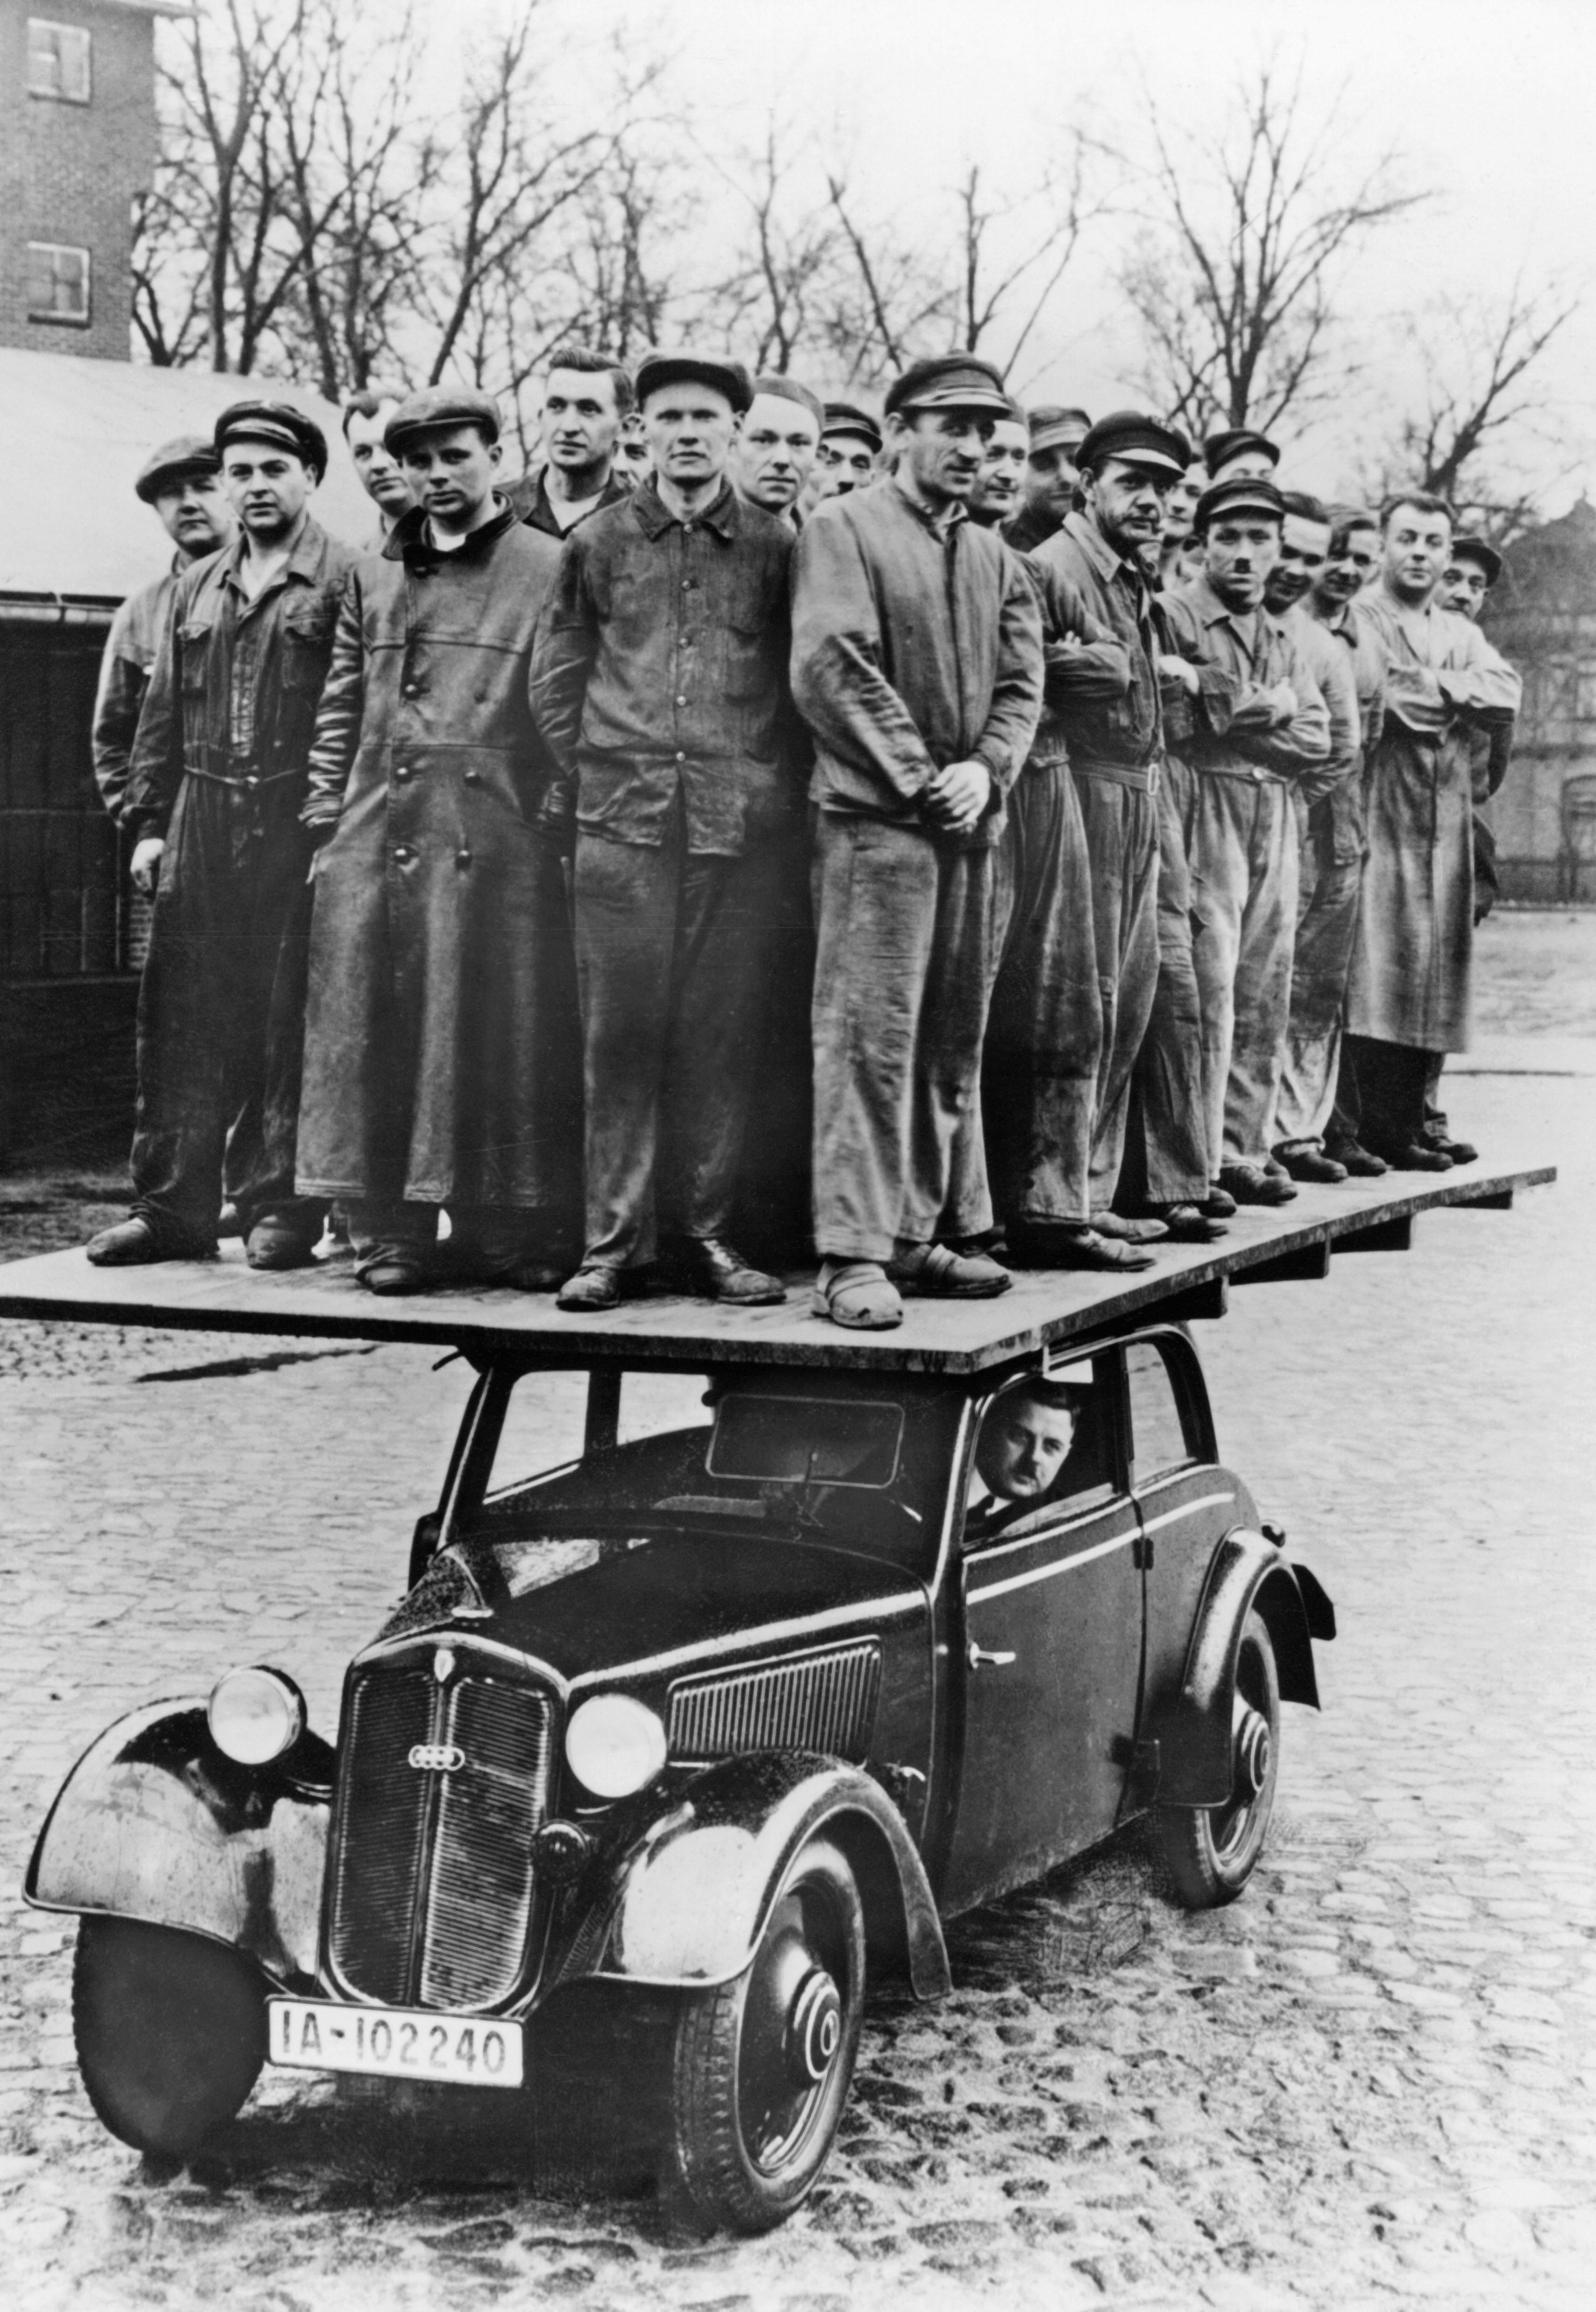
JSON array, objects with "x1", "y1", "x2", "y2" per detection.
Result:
[
  {"x1": 1156, "y1": 1609, "x2": 1280, "y2": 1907},
  {"x1": 73, "y1": 1916, "x2": 267, "y2": 2155},
  {"x1": 664, "y1": 1836, "x2": 865, "y2": 2233}
]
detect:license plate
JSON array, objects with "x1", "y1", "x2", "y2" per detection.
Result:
[{"x1": 267, "y1": 1998, "x2": 523, "y2": 2089}]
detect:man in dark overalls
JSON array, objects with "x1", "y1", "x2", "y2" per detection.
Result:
[{"x1": 88, "y1": 402, "x2": 354, "y2": 1269}]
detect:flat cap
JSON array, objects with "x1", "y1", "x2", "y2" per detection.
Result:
[
  {"x1": 750, "y1": 374, "x2": 825, "y2": 429},
  {"x1": 634, "y1": 350, "x2": 754, "y2": 415},
  {"x1": 1027, "y1": 403, "x2": 1092, "y2": 456},
  {"x1": 134, "y1": 435, "x2": 221, "y2": 504},
  {"x1": 885, "y1": 354, "x2": 1011, "y2": 419},
  {"x1": 214, "y1": 400, "x2": 328, "y2": 479},
  {"x1": 1076, "y1": 409, "x2": 1192, "y2": 479},
  {"x1": 1451, "y1": 535, "x2": 1503, "y2": 587},
  {"x1": 1203, "y1": 427, "x2": 1281, "y2": 478},
  {"x1": 1193, "y1": 475, "x2": 1287, "y2": 530},
  {"x1": 385, "y1": 386, "x2": 502, "y2": 454},
  {"x1": 821, "y1": 401, "x2": 883, "y2": 453}
]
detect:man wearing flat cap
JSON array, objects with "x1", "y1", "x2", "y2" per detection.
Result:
[
  {"x1": 1026, "y1": 410, "x2": 1219, "y2": 1244},
  {"x1": 294, "y1": 386, "x2": 581, "y2": 1293},
  {"x1": 92, "y1": 438, "x2": 237, "y2": 822},
  {"x1": 734, "y1": 376, "x2": 824, "y2": 527},
  {"x1": 89, "y1": 402, "x2": 354, "y2": 1271},
  {"x1": 1203, "y1": 428, "x2": 1281, "y2": 485},
  {"x1": 791, "y1": 351, "x2": 1043, "y2": 1329},
  {"x1": 530, "y1": 348, "x2": 799, "y2": 1312},
  {"x1": 808, "y1": 403, "x2": 882, "y2": 511},
  {"x1": 1006, "y1": 405, "x2": 1091, "y2": 554},
  {"x1": 1157, "y1": 474, "x2": 1334, "y2": 1207}
]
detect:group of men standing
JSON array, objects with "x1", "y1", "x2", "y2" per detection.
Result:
[{"x1": 85, "y1": 338, "x2": 1521, "y2": 1331}]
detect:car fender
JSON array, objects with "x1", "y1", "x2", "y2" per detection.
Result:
[
  {"x1": 24, "y1": 1698, "x2": 329, "y2": 1984},
  {"x1": 1153, "y1": 1529, "x2": 1330, "y2": 1808},
  {"x1": 556, "y1": 1752, "x2": 951, "y2": 2000}
]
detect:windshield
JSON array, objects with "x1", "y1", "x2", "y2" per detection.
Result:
[{"x1": 461, "y1": 1366, "x2": 961, "y2": 1574}]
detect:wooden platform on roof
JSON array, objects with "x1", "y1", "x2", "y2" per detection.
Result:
[{"x1": 0, "y1": 1160, "x2": 1555, "y2": 1378}]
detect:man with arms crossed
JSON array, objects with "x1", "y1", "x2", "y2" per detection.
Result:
[
  {"x1": 531, "y1": 351, "x2": 797, "y2": 1312},
  {"x1": 791, "y1": 353, "x2": 1043, "y2": 1331},
  {"x1": 1340, "y1": 496, "x2": 1519, "y2": 1167},
  {"x1": 89, "y1": 403, "x2": 353, "y2": 1270}
]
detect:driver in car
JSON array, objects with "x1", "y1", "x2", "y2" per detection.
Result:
[{"x1": 963, "y1": 1378, "x2": 1086, "y2": 1543}]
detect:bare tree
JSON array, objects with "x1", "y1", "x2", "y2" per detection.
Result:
[
  {"x1": 950, "y1": 144, "x2": 1105, "y2": 380},
  {"x1": 703, "y1": 121, "x2": 838, "y2": 373},
  {"x1": 1118, "y1": 61, "x2": 1423, "y2": 437},
  {"x1": 1386, "y1": 278, "x2": 1583, "y2": 534}
]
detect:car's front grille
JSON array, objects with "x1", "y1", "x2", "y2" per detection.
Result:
[
  {"x1": 667, "y1": 1641, "x2": 882, "y2": 1762},
  {"x1": 328, "y1": 1658, "x2": 553, "y2": 2011}
]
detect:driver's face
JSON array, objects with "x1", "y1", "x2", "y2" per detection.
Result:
[{"x1": 978, "y1": 1397, "x2": 1075, "y2": 1501}]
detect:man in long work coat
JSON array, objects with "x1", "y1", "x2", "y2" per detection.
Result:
[
  {"x1": 529, "y1": 350, "x2": 797, "y2": 1312},
  {"x1": 88, "y1": 402, "x2": 352, "y2": 1269},
  {"x1": 294, "y1": 388, "x2": 580, "y2": 1294},
  {"x1": 791, "y1": 352, "x2": 1043, "y2": 1331},
  {"x1": 1339, "y1": 494, "x2": 1520, "y2": 1166}
]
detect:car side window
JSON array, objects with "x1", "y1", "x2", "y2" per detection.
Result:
[
  {"x1": 1126, "y1": 1340, "x2": 1196, "y2": 1482},
  {"x1": 963, "y1": 1358, "x2": 1117, "y2": 1545}
]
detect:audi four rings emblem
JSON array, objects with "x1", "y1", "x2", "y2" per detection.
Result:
[{"x1": 408, "y1": 1743, "x2": 465, "y2": 1772}]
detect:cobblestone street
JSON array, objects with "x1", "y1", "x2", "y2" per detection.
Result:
[{"x1": 0, "y1": 950, "x2": 1591, "y2": 2310}]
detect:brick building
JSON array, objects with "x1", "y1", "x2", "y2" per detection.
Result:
[
  {"x1": 0, "y1": 0, "x2": 175, "y2": 363},
  {"x1": 1483, "y1": 498, "x2": 1596, "y2": 903}
]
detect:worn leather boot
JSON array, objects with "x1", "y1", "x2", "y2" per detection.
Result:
[{"x1": 671, "y1": 1237, "x2": 786, "y2": 1305}]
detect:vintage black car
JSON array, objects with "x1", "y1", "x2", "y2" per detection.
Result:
[{"x1": 28, "y1": 1312, "x2": 1334, "y2": 2232}]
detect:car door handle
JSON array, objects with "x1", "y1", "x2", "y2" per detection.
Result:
[{"x1": 968, "y1": 1642, "x2": 1017, "y2": 1669}]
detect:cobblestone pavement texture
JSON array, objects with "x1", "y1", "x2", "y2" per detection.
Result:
[{"x1": 1, "y1": 928, "x2": 1593, "y2": 2312}]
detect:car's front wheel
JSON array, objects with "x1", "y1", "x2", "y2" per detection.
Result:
[
  {"x1": 1156, "y1": 1609, "x2": 1281, "y2": 1906},
  {"x1": 73, "y1": 1916, "x2": 268, "y2": 2155},
  {"x1": 664, "y1": 1836, "x2": 865, "y2": 2233}
]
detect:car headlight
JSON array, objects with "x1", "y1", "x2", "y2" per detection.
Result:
[
  {"x1": 207, "y1": 1666, "x2": 306, "y2": 1766},
  {"x1": 564, "y1": 1693, "x2": 667, "y2": 1799}
]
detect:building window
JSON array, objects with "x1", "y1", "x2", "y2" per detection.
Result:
[
  {"x1": 27, "y1": 243, "x2": 91, "y2": 326},
  {"x1": 27, "y1": 19, "x2": 93, "y2": 102}
]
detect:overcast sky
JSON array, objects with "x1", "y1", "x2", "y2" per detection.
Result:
[{"x1": 447, "y1": 0, "x2": 1596, "y2": 506}]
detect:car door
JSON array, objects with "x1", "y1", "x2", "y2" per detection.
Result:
[{"x1": 940, "y1": 1350, "x2": 1145, "y2": 1915}]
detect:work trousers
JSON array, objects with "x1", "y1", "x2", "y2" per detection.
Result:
[
  {"x1": 1127, "y1": 756, "x2": 1210, "y2": 1205},
  {"x1": 573, "y1": 824, "x2": 780, "y2": 1270},
  {"x1": 1188, "y1": 775, "x2": 1299, "y2": 1169},
  {"x1": 131, "y1": 777, "x2": 322, "y2": 1253},
  {"x1": 946, "y1": 764, "x2": 1102, "y2": 1236},
  {"x1": 1074, "y1": 773, "x2": 1160, "y2": 1210},
  {"x1": 812, "y1": 812, "x2": 997, "y2": 1264},
  {"x1": 1274, "y1": 791, "x2": 1364, "y2": 1153},
  {"x1": 1339, "y1": 1035, "x2": 1437, "y2": 1157}
]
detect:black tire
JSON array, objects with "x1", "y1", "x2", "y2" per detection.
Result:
[
  {"x1": 664, "y1": 1836, "x2": 865, "y2": 2234},
  {"x1": 73, "y1": 1916, "x2": 268, "y2": 2155},
  {"x1": 1156, "y1": 1609, "x2": 1281, "y2": 1907}
]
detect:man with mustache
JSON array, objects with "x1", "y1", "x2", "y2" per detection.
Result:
[{"x1": 88, "y1": 403, "x2": 353, "y2": 1270}]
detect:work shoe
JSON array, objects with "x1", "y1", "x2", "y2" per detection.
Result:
[
  {"x1": 1325, "y1": 1138, "x2": 1389, "y2": 1178},
  {"x1": 1009, "y1": 1223, "x2": 1156, "y2": 1271},
  {"x1": 1144, "y1": 1202, "x2": 1229, "y2": 1243},
  {"x1": 556, "y1": 1262, "x2": 625, "y2": 1311},
  {"x1": 1276, "y1": 1146, "x2": 1349, "y2": 1185},
  {"x1": 1426, "y1": 1132, "x2": 1478, "y2": 1164},
  {"x1": 812, "y1": 1259, "x2": 903, "y2": 1329},
  {"x1": 890, "y1": 1243, "x2": 1012, "y2": 1298},
  {"x1": 508, "y1": 1258, "x2": 568, "y2": 1293},
  {"x1": 1088, "y1": 1211, "x2": 1169, "y2": 1243},
  {"x1": 1373, "y1": 1143, "x2": 1453, "y2": 1172},
  {"x1": 245, "y1": 1215, "x2": 320, "y2": 1270},
  {"x1": 1202, "y1": 1185, "x2": 1238, "y2": 1219},
  {"x1": 1219, "y1": 1162, "x2": 1298, "y2": 1207},
  {"x1": 361, "y1": 1260, "x2": 430, "y2": 1296},
  {"x1": 669, "y1": 1236, "x2": 786, "y2": 1305},
  {"x1": 86, "y1": 1217, "x2": 214, "y2": 1266}
]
